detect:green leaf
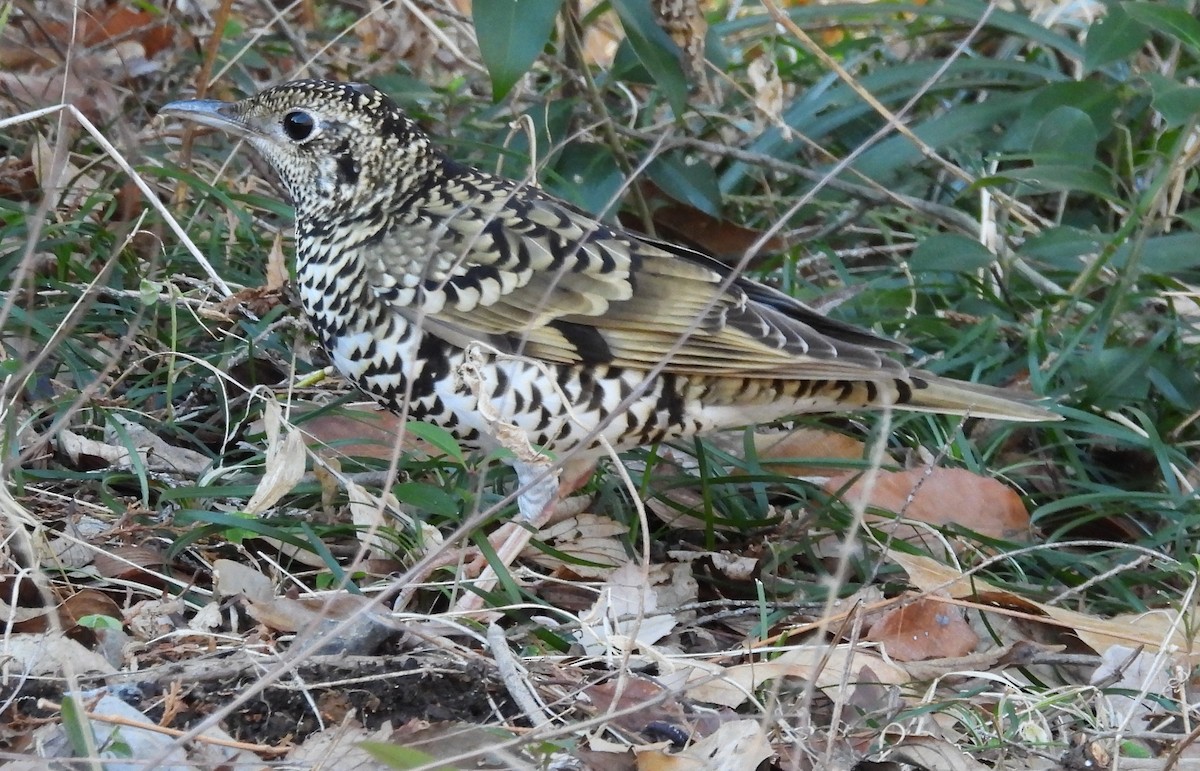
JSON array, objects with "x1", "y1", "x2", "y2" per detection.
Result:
[
  {"x1": 393, "y1": 482, "x2": 461, "y2": 519},
  {"x1": 403, "y1": 421, "x2": 466, "y2": 463},
  {"x1": 996, "y1": 164, "x2": 1117, "y2": 201},
  {"x1": 1021, "y1": 226, "x2": 1103, "y2": 271},
  {"x1": 550, "y1": 143, "x2": 626, "y2": 215},
  {"x1": 360, "y1": 741, "x2": 452, "y2": 770},
  {"x1": 1122, "y1": 3, "x2": 1200, "y2": 55},
  {"x1": 1084, "y1": 4, "x2": 1148, "y2": 71},
  {"x1": 611, "y1": 0, "x2": 690, "y2": 117},
  {"x1": 78, "y1": 614, "x2": 123, "y2": 630},
  {"x1": 647, "y1": 152, "x2": 722, "y2": 216},
  {"x1": 60, "y1": 696, "x2": 91, "y2": 757},
  {"x1": 910, "y1": 233, "x2": 996, "y2": 273},
  {"x1": 1146, "y1": 73, "x2": 1200, "y2": 128},
  {"x1": 1112, "y1": 233, "x2": 1200, "y2": 274},
  {"x1": 472, "y1": 0, "x2": 564, "y2": 101},
  {"x1": 1031, "y1": 106, "x2": 1097, "y2": 162}
]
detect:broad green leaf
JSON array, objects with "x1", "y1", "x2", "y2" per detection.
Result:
[
  {"x1": 851, "y1": 95, "x2": 1033, "y2": 184},
  {"x1": 1021, "y1": 226, "x2": 1103, "y2": 271},
  {"x1": 1177, "y1": 208, "x2": 1200, "y2": 232},
  {"x1": 757, "y1": 0, "x2": 1082, "y2": 59},
  {"x1": 647, "y1": 152, "x2": 722, "y2": 216},
  {"x1": 1001, "y1": 82, "x2": 1118, "y2": 154},
  {"x1": 1084, "y1": 4, "x2": 1148, "y2": 71},
  {"x1": 551, "y1": 142, "x2": 627, "y2": 216},
  {"x1": 78, "y1": 614, "x2": 123, "y2": 630},
  {"x1": 611, "y1": 0, "x2": 690, "y2": 117},
  {"x1": 910, "y1": 233, "x2": 996, "y2": 273},
  {"x1": 473, "y1": 0, "x2": 564, "y2": 101},
  {"x1": 393, "y1": 482, "x2": 461, "y2": 518},
  {"x1": 1112, "y1": 233, "x2": 1200, "y2": 274},
  {"x1": 996, "y1": 164, "x2": 1118, "y2": 201},
  {"x1": 1122, "y1": 3, "x2": 1200, "y2": 55},
  {"x1": 1146, "y1": 73, "x2": 1200, "y2": 128},
  {"x1": 403, "y1": 421, "x2": 466, "y2": 463},
  {"x1": 1075, "y1": 344, "x2": 1157, "y2": 403},
  {"x1": 1032, "y1": 106, "x2": 1097, "y2": 161}
]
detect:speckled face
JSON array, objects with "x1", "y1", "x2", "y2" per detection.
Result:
[{"x1": 211, "y1": 80, "x2": 430, "y2": 216}]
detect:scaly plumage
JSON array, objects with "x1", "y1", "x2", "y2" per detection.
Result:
[{"x1": 161, "y1": 80, "x2": 1058, "y2": 595}]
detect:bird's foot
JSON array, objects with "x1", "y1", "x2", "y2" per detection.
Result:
[{"x1": 451, "y1": 458, "x2": 561, "y2": 613}]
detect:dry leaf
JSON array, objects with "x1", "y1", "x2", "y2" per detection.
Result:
[
  {"x1": 635, "y1": 719, "x2": 772, "y2": 771},
  {"x1": 749, "y1": 427, "x2": 866, "y2": 477},
  {"x1": 347, "y1": 479, "x2": 418, "y2": 559},
  {"x1": 879, "y1": 736, "x2": 995, "y2": 771},
  {"x1": 527, "y1": 512, "x2": 629, "y2": 577},
  {"x1": 685, "y1": 643, "x2": 909, "y2": 708},
  {"x1": 893, "y1": 552, "x2": 1200, "y2": 662},
  {"x1": 246, "y1": 400, "x2": 308, "y2": 515},
  {"x1": 825, "y1": 466, "x2": 1031, "y2": 542},
  {"x1": 214, "y1": 558, "x2": 275, "y2": 605},
  {"x1": 286, "y1": 719, "x2": 398, "y2": 769},
  {"x1": 867, "y1": 595, "x2": 979, "y2": 661},
  {"x1": 92, "y1": 545, "x2": 170, "y2": 582},
  {"x1": 124, "y1": 596, "x2": 185, "y2": 641},
  {"x1": 576, "y1": 562, "x2": 677, "y2": 658},
  {"x1": 299, "y1": 404, "x2": 409, "y2": 461},
  {"x1": 622, "y1": 182, "x2": 786, "y2": 264},
  {"x1": 265, "y1": 232, "x2": 289, "y2": 291},
  {"x1": 0, "y1": 633, "x2": 115, "y2": 677},
  {"x1": 582, "y1": 677, "x2": 688, "y2": 736},
  {"x1": 377, "y1": 720, "x2": 528, "y2": 769}
]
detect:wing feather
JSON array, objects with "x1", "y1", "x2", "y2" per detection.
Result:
[{"x1": 374, "y1": 171, "x2": 908, "y2": 379}]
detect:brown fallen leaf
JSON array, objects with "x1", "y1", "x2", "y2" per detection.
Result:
[
  {"x1": 582, "y1": 676, "x2": 689, "y2": 736},
  {"x1": 893, "y1": 552, "x2": 1200, "y2": 663},
  {"x1": 749, "y1": 427, "x2": 867, "y2": 477},
  {"x1": 825, "y1": 466, "x2": 1031, "y2": 542},
  {"x1": 0, "y1": 6, "x2": 177, "y2": 71},
  {"x1": 298, "y1": 404, "x2": 411, "y2": 461},
  {"x1": 866, "y1": 594, "x2": 979, "y2": 661},
  {"x1": 92, "y1": 544, "x2": 171, "y2": 582}
]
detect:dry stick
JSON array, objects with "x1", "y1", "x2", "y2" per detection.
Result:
[{"x1": 487, "y1": 622, "x2": 554, "y2": 727}]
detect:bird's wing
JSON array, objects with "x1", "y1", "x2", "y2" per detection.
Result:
[{"x1": 369, "y1": 172, "x2": 907, "y2": 379}]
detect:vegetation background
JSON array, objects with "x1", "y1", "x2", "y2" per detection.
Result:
[{"x1": 2, "y1": 0, "x2": 1200, "y2": 768}]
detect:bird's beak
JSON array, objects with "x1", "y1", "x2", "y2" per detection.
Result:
[{"x1": 159, "y1": 99, "x2": 256, "y2": 138}]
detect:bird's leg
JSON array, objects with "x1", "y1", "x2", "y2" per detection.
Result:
[
  {"x1": 452, "y1": 456, "x2": 596, "y2": 613},
  {"x1": 456, "y1": 460, "x2": 558, "y2": 602}
]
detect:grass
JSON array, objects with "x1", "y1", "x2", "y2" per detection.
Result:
[{"x1": 2, "y1": 0, "x2": 1200, "y2": 767}]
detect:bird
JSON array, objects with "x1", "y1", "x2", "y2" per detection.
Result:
[{"x1": 160, "y1": 79, "x2": 1058, "y2": 595}]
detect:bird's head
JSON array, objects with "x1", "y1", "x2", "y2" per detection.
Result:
[{"x1": 160, "y1": 79, "x2": 436, "y2": 219}]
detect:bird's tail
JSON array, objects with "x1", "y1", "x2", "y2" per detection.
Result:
[{"x1": 901, "y1": 373, "x2": 1060, "y2": 422}]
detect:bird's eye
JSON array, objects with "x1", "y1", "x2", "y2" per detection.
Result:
[{"x1": 282, "y1": 110, "x2": 315, "y2": 141}]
